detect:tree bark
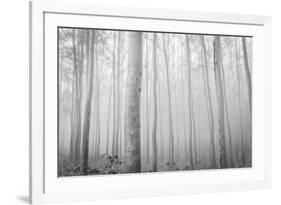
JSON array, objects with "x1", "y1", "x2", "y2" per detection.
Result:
[
  {"x1": 69, "y1": 29, "x2": 78, "y2": 162},
  {"x1": 152, "y1": 33, "x2": 158, "y2": 172},
  {"x1": 242, "y1": 37, "x2": 252, "y2": 116},
  {"x1": 115, "y1": 32, "x2": 121, "y2": 157},
  {"x1": 220, "y1": 46, "x2": 234, "y2": 167},
  {"x1": 124, "y1": 32, "x2": 143, "y2": 173},
  {"x1": 180, "y1": 39, "x2": 188, "y2": 161},
  {"x1": 106, "y1": 72, "x2": 113, "y2": 155},
  {"x1": 213, "y1": 36, "x2": 227, "y2": 168},
  {"x1": 69, "y1": 56, "x2": 76, "y2": 161},
  {"x1": 200, "y1": 36, "x2": 216, "y2": 168},
  {"x1": 229, "y1": 39, "x2": 238, "y2": 163},
  {"x1": 235, "y1": 38, "x2": 246, "y2": 166},
  {"x1": 112, "y1": 33, "x2": 117, "y2": 156},
  {"x1": 162, "y1": 35, "x2": 175, "y2": 164},
  {"x1": 94, "y1": 35, "x2": 101, "y2": 158},
  {"x1": 145, "y1": 34, "x2": 150, "y2": 163},
  {"x1": 185, "y1": 35, "x2": 195, "y2": 169},
  {"x1": 81, "y1": 30, "x2": 95, "y2": 174},
  {"x1": 242, "y1": 37, "x2": 252, "y2": 164},
  {"x1": 74, "y1": 30, "x2": 84, "y2": 165},
  {"x1": 157, "y1": 74, "x2": 164, "y2": 161}
]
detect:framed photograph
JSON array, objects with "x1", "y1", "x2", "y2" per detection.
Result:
[{"x1": 29, "y1": 1, "x2": 272, "y2": 204}]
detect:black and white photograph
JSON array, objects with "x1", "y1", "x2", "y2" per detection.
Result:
[{"x1": 58, "y1": 28, "x2": 252, "y2": 177}]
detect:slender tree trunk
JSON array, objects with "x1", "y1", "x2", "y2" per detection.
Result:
[
  {"x1": 91, "y1": 39, "x2": 98, "y2": 160},
  {"x1": 171, "y1": 44, "x2": 180, "y2": 163},
  {"x1": 235, "y1": 39, "x2": 246, "y2": 166},
  {"x1": 106, "y1": 73, "x2": 113, "y2": 155},
  {"x1": 145, "y1": 35, "x2": 150, "y2": 163},
  {"x1": 86, "y1": 31, "x2": 90, "y2": 86},
  {"x1": 58, "y1": 31, "x2": 64, "y2": 155},
  {"x1": 220, "y1": 48, "x2": 234, "y2": 167},
  {"x1": 213, "y1": 36, "x2": 227, "y2": 168},
  {"x1": 200, "y1": 36, "x2": 216, "y2": 168},
  {"x1": 185, "y1": 35, "x2": 195, "y2": 169},
  {"x1": 69, "y1": 59, "x2": 76, "y2": 160},
  {"x1": 74, "y1": 31, "x2": 84, "y2": 165},
  {"x1": 81, "y1": 30, "x2": 95, "y2": 174},
  {"x1": 115, "y1": 32, "x2": 121, "y2": 157},
  {"x1": 152, "y1": 33, "x2": 158, "y2": 172},
  {"x1": 95, "y1": 41, "x2": 101, "y2": 158},
  {"x1": 157, "y1": 76, "x2": 164, "y2": 161},
  {"x1": 124, "y1": 32, "x2": 143, "y2": 173},
  {"x1": 162, "y1": 35, "x2": 175, "y2": 164},
  {"x1": 119, "y1": 49, "x2": 123, "y2": 159},
  {"x1": 242, "y1": 37, "x2": 252, "y2": 116},
  {"x1": 119, "y1": 78, "x2": 123, "y2": 159},
  {"x1": 174, "y1": 85, "x2": 180, "y2": 162},
  {"x1": 112, "y1": 33, "x2": 117, "y2": 156},
  {"x1": 242, "y1": 37, "x2": 252, "y2": 164},
  {"x1": 229, "y1": 39, "x2": 238, "y2": 163},
  {"x1": 69, "y1": 29, "x2": 78, "y2": 162},
  {"x1": 180, "y1": 41, "x2": 188, "y2": 161},
  {"x1": 190, "y1": 92, "x2": 197, "y2": 164}
]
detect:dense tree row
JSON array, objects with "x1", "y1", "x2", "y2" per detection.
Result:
[{"x1": 58, "y1": 28, "x2": 252, "y2": 176}]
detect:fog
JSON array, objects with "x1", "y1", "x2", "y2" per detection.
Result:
[{"x1": 58, "y1": 28, "x2": 252, "y2": 176}]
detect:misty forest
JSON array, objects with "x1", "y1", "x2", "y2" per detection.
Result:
[{"x1": 58, "y1": 28, "x2": 252, "y2": 177}]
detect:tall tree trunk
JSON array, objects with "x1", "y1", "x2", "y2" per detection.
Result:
[
  {"x1": 69, "y1": 58, "x2": 76, "y2": 161},
  {"x1": 152, "y1": 33, "x2": 158, "y2": 172},
  {"x1": 81, "y1": 30, "x2": 95, "y2": 174},
  {"x1": 112, "y1": 33, "x2": 117, "y2": 156},
  {"x1": 91, "y1": 39, "x2": 97, "y2": 160},
  {"x1": 115, "y1": 32, "x2": 121, "y2": 157},
  {"x1": 124, "y1": 32, "x2": 143, "y2": 173},
  {"x1": 242, "y1": 38, "x2": 252, "y2": 115},
  {"x1": 242, "y1": 37, "x2": 252, "y2": 164},
  {"x1": 171, "y1": 44, "x2": 180, "y2": 162},
  {"x1": 185, "y1": 35, "x2": 195, "y2": 169},
  {"x1": 213, "y1": 36, "x2": 227, "y2": 168},
  {"x1": 74, "y1": 30, "x2": 84, "y2": 165},
  {"x1": 220, "y1": 47, "x2": 234, "y2": 167},
  {"x1": 86, "y1": 31, "x2": 90, "y2": 86},
  {"x1": 119, "y1": 72, "x2": 123, "y2": 159},
  {"x1": 190, "y1": 95, "x2": 197, "y2": 164},
  {"x1": 200, "y1": 36, "x2": 216, "y2": 168},
  {"x1": 106, "y1": 73, "x2": 113, "y2": 155},
  {"x1": 181, "y1": 41, "x2": 188, "y2": 161},
  {"x1": 157, "y1": 76, "x2": 164, "y2": 161},
  {"x1": 58, "y1": 30, "x2": 64, "y2": 155},
  {"x1": 162, "y1": 35, "x2": 175, "y2": 164},
  {"x1": 229, "y1": 39, "x2": 238, "y2": 163},
  {"x1": 235, "y1": 39, "x2": 246, "y2": 166},
  {"x1": 69, "y1": 29, "x2": 78, "y2": 162},
  {"x1": 145, "y1": 35, "x2": 150, "y2": 163},
  {"x1": 119, "y1": 48, "x2": 124, "y2": 159},
  {"x1": 94, "y1": 39, "x2": 101, "y2": 158}
]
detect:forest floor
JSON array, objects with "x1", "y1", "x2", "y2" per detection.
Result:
[{"x1": 58, "y1": 154, "x2": 250, "y2": 177}]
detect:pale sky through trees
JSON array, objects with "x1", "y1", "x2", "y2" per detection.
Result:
[{"x1": 58, "y1": 27, "x2": 252, "y2": 177}]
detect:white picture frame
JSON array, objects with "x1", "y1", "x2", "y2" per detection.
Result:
[{"x1": 29, "y1": 1, "x2": 272, "y2": 204}]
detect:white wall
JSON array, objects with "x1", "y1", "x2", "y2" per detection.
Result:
[{"x1": 0, "y1": 0, "x2": 279, "y2": 204}]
